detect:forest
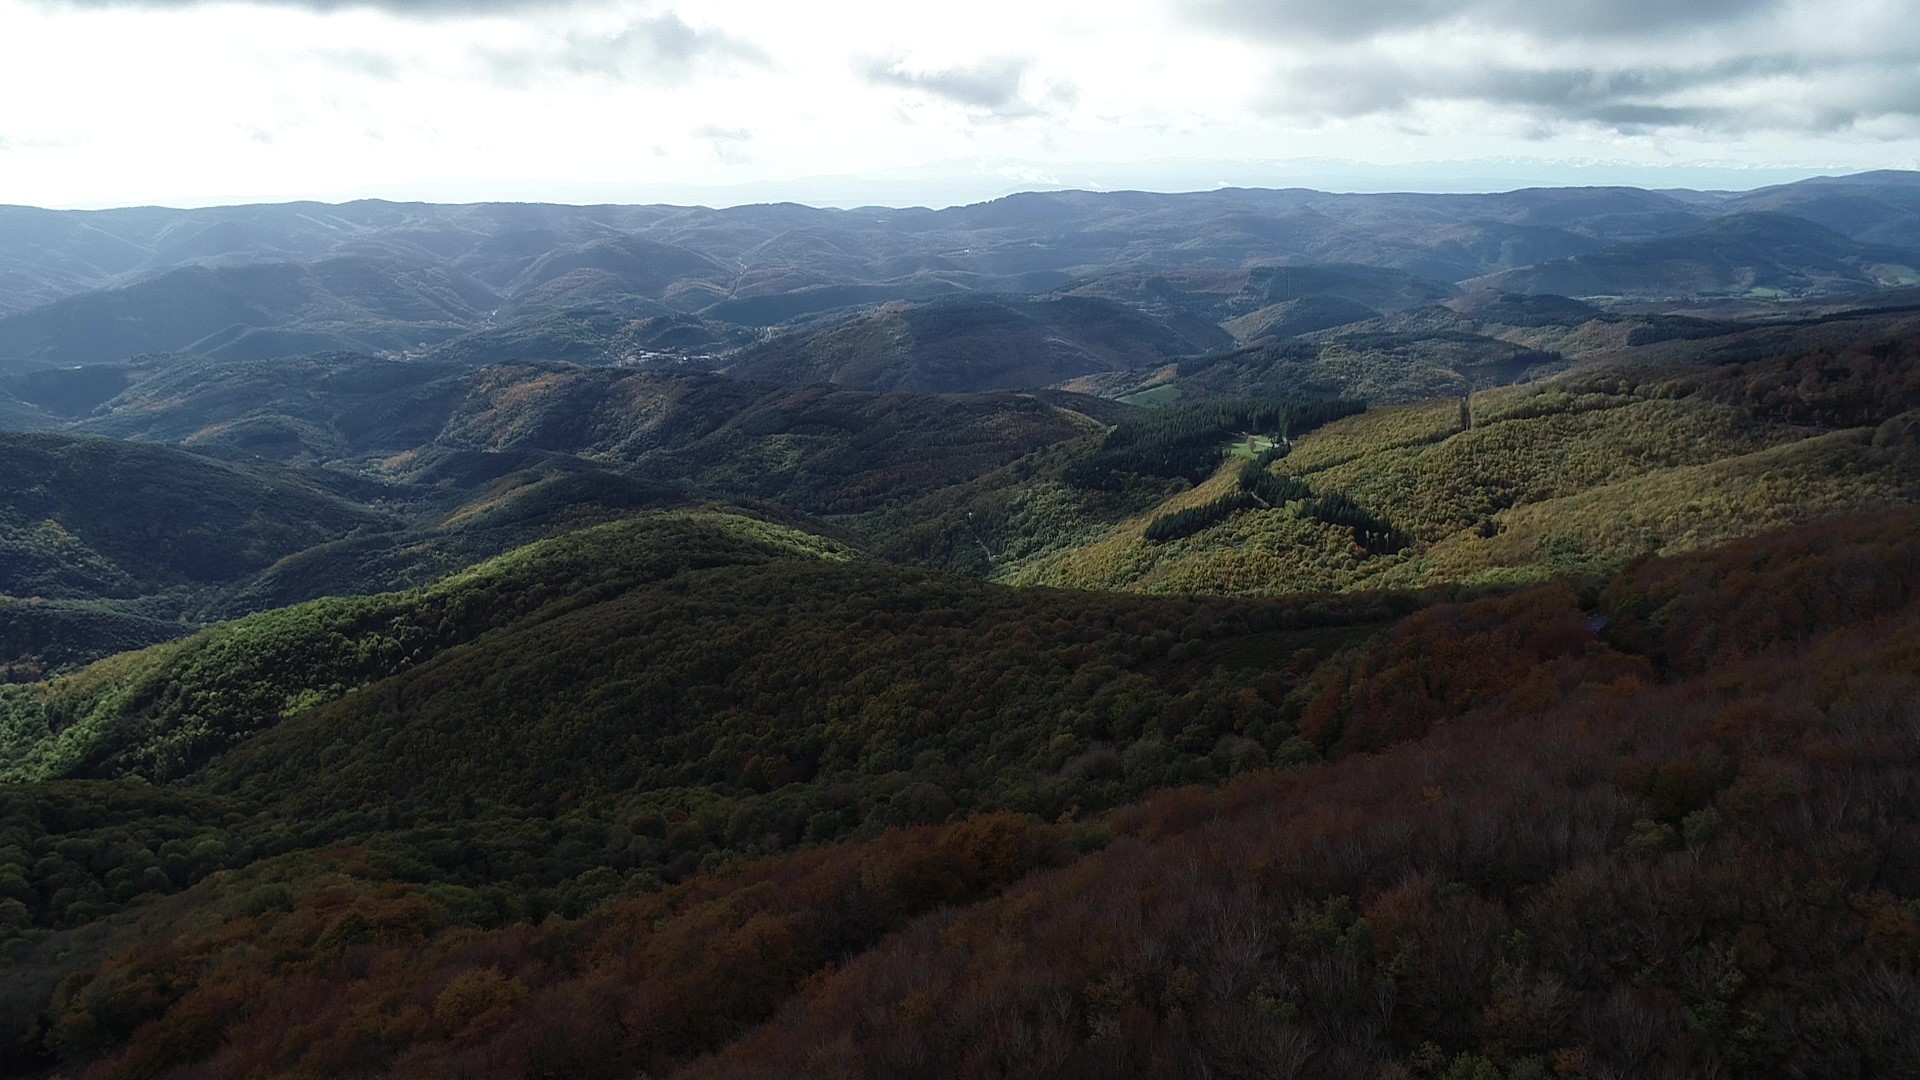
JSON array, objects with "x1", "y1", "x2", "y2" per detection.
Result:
[
  {"x1": 2, "y1": 176, "x2": 1920, "y2": 1078},
  {"x1": 2, "y1": 325, "x2": 1917, "y2": 1073},
  {"x1": 3, "y1": 508, "x2": 1916, "y2": 1078}
]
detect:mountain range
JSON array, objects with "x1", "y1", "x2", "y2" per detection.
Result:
[
  {"x1": 4, "y1": 174, "x2": 1920, "y2": 1078},
  {"x1": 3, "y1": 171, "x2": 1918, "y2": 373}
]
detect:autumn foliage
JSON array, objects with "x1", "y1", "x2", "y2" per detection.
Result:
[
  {"x1": 10, "y1": 509, "x2": 1916, "y2": 1078},
  {"x1": 44, "y1": 814, "x2": 1068, "y2": 1079},
  {"x1": 683, "y1": 512, "x2": 1920, "y2": 1079}
]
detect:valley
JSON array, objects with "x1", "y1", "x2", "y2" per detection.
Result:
[{"x1": 2, "y1": 174, "x2": 1920, "y2": 1078}]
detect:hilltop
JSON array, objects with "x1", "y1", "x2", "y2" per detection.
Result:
[
  {"x1": 3, "y1": 503, "x2": 1917, "y2": 1076},
  {"x1": 0, "y1": 432, "x2": 391, "y2": 602},
  {"x1": 4, "y1": 174, "x2": 1920, "y2": 1079},
  {"x1": 1003, "y1": 327, "x2": 1920, "y2": 596},
  {"x1": 726, "y1": 294, "x2": 1229, "y2": 394}
]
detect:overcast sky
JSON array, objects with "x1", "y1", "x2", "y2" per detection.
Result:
[{"x1": 2, "y1": 0, "x2": 1917, "y2": 209}]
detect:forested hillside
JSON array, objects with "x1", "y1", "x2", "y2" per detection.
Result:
[
  {"x1": 1007, "y1": 329, "x2": 1920, "y2": 596},
  {"x1": 2, "y1": 508, "x2": 1915, "y2": 1077},
  {"x1": 725, "y1": 295, "x2": 1230, "y2": 394},
  {"x1": 4, "y1": 177, "x2": 1920, "y2": 1079},
  {"x1": 0, "y1": 434, "x2": 388, "y2": 596}
]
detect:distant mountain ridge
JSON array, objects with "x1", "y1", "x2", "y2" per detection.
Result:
[
  {"x1": 1471, "y1": 211, "x2": 1920, "y2": 299},
  {"x1": 3, "y1": 172, "x2": 1918, "y2": 373}
]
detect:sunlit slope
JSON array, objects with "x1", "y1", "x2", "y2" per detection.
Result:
[
  {"x1": 1010, "y1": 332, "x2": 1920, "y2": 594},
  {"x1": 0, "y1": 511, "x2": 851, "y2": 784},
  {"x1": 20, "y1": 508, "x2": 1920, "y2": 1079}
]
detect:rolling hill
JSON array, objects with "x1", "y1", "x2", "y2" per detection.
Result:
[
  {"x1": 0, "y1": 353, "x2": 1143, "y2": 673},
  {"x1": 724, "y1": 295, "x2": 1230, "y2": 394},
  {"x1": 3, "y1": 504, "x2": 1917, "y2": 1077},
  {"x1": 0, "y1": 432, "x2": 391, "y2": 601},
  {"x1": 7, "y1": 176, "x2": 1920, "y2": 1080},
  {"x1": 1471, "y1": 212, "x2": 1920, "y2": 300},
  {"x1": 427, "y1": 364, "x2": 1122, "y2": 513},
  {"x1": 58, "y1": 354, "x2": 471, "y2": 461},
  {"x1": 0, "y1": 174, "x2": 1911, "y2": 375},
  {"x1": 1721, "y1": 168, "x2": 1920, "y2": 249},
  {"x1": 1004, "y1": 328, "x2": 1920, "y2": 597},
  {"x1": 0, "y1": 257, "x2": 499, "y2": 370}
]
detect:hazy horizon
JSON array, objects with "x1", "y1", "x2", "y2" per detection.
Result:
[
  {"x1": 7, "y1": 159, "x2": 1910, "y2": 215},
  {"x1": 4, "y1": 0, "x2": 1917, "y2": 210}
]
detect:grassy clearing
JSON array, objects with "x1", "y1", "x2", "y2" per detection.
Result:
[
  {"x1": 1223, "y1": 434, "x2": 1284, "y2": 459},
  {"x1": 1008, "y1": 345, "x2": 1920, "y2": 597}
]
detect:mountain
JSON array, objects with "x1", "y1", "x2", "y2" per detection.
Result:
[
  {"x1": 1007, "y1": 327, "x2": 1920, "y2": 596},
  {"x1": 421, "y1": 310, "x2": 754, "y2": 368},
  {"x1": 0, "y1": 432, "x2": 391, "y2": 602},
  {"x1": 0, "y1": 353, "x2": 1133, "y2": 673},
  {"x1": 2, "y1": 175, "x2": 1917, "y2": 380},
  {"x1": 0, "y1": 388, "x2": 54, "y2": 432},
  {"x1": 57, "y1": 354, "x2": 470, "y2": 460},
  {"x1": 1164, "y1": 330, "x2": 1566, "y2": 405},
  {"x1": 8, "y1": 177, "x2": 1920, "y2": 1080},
  {"x1": 1721, "y1": 169, "x2": 1920, "y2": 248},
  {"x1": 725, "y1": 295, "x2": 1230, "y2": 393},
  {"x1": 6, "y1": 353, "x2": 1119, "y2": 514},
  {"x1": 1471, "y1": 212, "x2": 1920, "y2": 299},
  {"x1": 499, "y1": 234, "x2": 731, "y2": 314},
  {"x1": 0, "y1": 257, "x2": 499, "y2": 370},
  {"x1": 427, "y1": 364, "x2": 1119, "y2": 514},
  {"x1": 6, "y1": 505, "x2": 1919, "y2": 1077},
  {"x1": 0, "y1": 200, "x2": 667, "y2": 317},
  {"x1": 1222, "y1": 295, "x2": 1385, "y2": 342},
  {"x1": 681, "y1": 513, "x2": 1920, "y2": 1079},
  {"x1": 1054, "y1": 264, "x2": 1456, "y2": 339},
  {"x1": 0, "y1": 511, "x2": 854, "y2": 784}
]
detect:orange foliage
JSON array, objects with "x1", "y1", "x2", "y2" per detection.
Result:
[
  {"x1": 679, "y1": 526, "x2": 1920, "y2": 1079},
  {"x1": 54, "y1": 817, "x2": 1067, "y2": 1079},
  {"x1": 42, "y1": 512, "x2": 1920, "y2": 1079},
  {"x1": 1300, "y1": 583, "x2": 1653, "y2": 755}
]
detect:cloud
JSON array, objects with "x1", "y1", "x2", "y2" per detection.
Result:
[
  {"x1": 1188, "y1": 0, "x2": 1920, "y2": 137},
  {"x1": 859, "y1": 55, "x2": 1029, "y2": 112},
  {"x1": 694, "y1": 124, "x2": 752, "y2": 165},
  {"x1": 1184, "y1": 0, "x2": 1788, "y2": 44},
  {"x1": 997, "y1": 165, "x2": 1062, "y2": 186},
  {"x1": 0, "y1": 132, "x2": 79, "y2": 151},
  {"x1": 1258, "y1": 51, "x2": 1920, "y2": 135},
  {"x1": 855, "y1": 54, "x2": 1075, "y2": 121},
  {"x1": 35, "y1": 0, "x2": 580, "y2": 14},
  {"x1": 479, "y1": 13, "x2": 767, "y2": 86},
  {"x1": 313, "y1": 48, "x2": 404, "y2": 80},
  {"x1": 1263, "y1": 55, "x2": 1791, "y2": 120}
]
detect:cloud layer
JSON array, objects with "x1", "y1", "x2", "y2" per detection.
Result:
[
  {"x1": 37, "y1": 0, "x2": 563, "y2": 13},
  {"x1": 1185, "y1": 0, "x2": 1920, "y2": 136},
  {"x1": 5, "y1": 0, "x2": 1917, "y2": 209},
  {"x1": 1186, "y1": 0, "x2": 1788, "y2": 43}
]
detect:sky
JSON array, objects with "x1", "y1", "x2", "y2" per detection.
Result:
[{"x1": 1, "y1": 0, "x2": 1918, "y2": 209}]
